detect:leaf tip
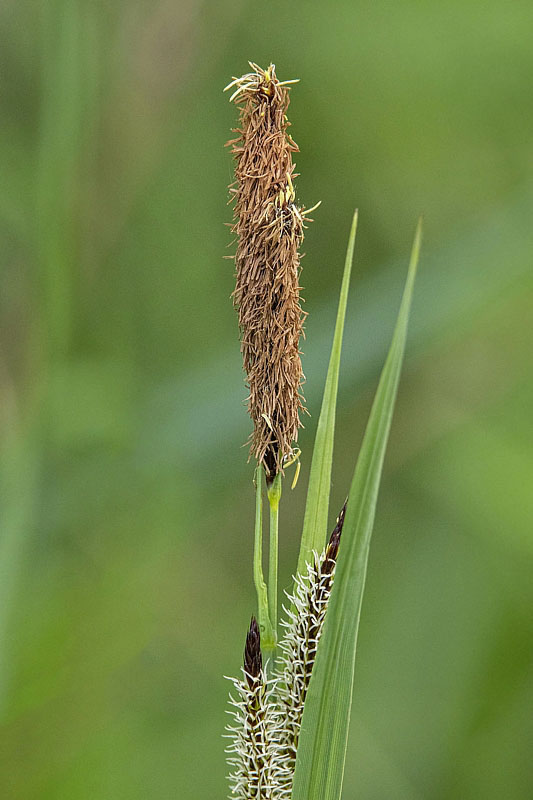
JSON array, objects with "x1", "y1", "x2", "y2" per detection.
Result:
[
  {"x1": 406, "y1": 217, "x2": 423, "y2": 290},
  {"x1": 412, "y1": 216, "x2": 423, "y2": 262}
]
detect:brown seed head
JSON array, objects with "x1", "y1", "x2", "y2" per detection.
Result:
[{"x1": 225, "y1": 62, "x2": 315, "y2": 479}]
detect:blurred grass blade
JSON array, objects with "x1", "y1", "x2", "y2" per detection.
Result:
[
  {"x1": 291, "y1": 220, "x2": 422, "y2": 800},
  {"x1": 296, "y1": 210, "x2": 358, "y2": 577}
]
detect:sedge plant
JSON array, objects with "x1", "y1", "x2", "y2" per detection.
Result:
[{"x1": 224, "y1": 62, "x2": 421, "y2": 800}]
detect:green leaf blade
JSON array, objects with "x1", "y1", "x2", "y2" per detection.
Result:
[
  {"x1": 296, "y1": 210, "x2": 359, "y2": 577},
  {"x1": 292, "y1": 219, "x2": 422, "y2": 800}
]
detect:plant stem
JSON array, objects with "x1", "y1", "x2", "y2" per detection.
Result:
[
  {"x1": 253, "y1": 467, "x2": 275, "y2": 651},
  {"x1": 266, "y1": 473, "x2": 282, "y2": 653}
]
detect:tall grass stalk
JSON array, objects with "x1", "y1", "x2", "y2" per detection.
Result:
[{"x1": 223, "y1": 62, "x2": 420, "y2": 799}]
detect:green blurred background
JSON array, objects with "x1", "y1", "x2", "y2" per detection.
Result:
[{"x1": 1, "y1": 0, "x2": 532, "y2": 797}]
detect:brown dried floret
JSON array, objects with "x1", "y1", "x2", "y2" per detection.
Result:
[
  {"x1": 225, "y1": 62, "x2": 317, "y2": 479},
  {"x1": 243, "y1": 615, "x2": 262, "y2": 687}
]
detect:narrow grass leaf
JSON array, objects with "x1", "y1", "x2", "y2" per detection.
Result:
[
  {"x1": 296, "y1": 210, "x2": 358, "y2": 577},
  {"x1": 291, "y1": 220, "x2": 422, "y2": 800}
]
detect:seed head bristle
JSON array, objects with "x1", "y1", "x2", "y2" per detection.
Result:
[{"x1": 225, "y1": 62, "x2": 314, "y2": 479}]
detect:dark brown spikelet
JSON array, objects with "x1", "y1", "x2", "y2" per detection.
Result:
[
  {"x1": 321, "y1": 498, "x2": 347, "y2": 576},
  {"x1": 244, "y1": 616, "x2": 262, "y2": 687},
  {"x1": 225, "y1": 62, "x2": 316, "y2": 479}
]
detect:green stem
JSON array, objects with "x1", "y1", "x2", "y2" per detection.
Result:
[
  {"x1": 266, "y1": 473, "x2": 282, "y2": 653},
  {"x1": 268, "y1": 503, "x2": 278, "y2": 638},
  {"x1": 253, "y1": 467, "x2": 275, "y2": 651}
]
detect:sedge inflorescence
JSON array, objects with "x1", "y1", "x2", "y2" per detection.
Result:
[
  {"x1": 274, "y1": 502, "x2": 346, "y2": 794},
  {"x1": 225, "y1": 618, "x2": 289, "y2": 799},
  {"x1": 225, "y1": 62, "x2": 317, "y2": 480},
  {"x1": 225, "y1": 505, "x2": 346, "y2": 799}
]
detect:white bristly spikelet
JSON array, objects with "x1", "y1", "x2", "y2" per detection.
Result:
[
  {"x1": 225, "y1": 617, "x2": 289, "y2": 798},
  {"x1": 224, "y1": 506, "x2": 346, "y2": 798},
  {"x1": 272, "y1": 502, "x2": 346, "y2": 797}
]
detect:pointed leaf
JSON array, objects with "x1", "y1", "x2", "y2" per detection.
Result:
[
  {"x1": 296, "y1": 210, "x2": 358, "y2": 577},
  {"x1": 292, "y1": 220, "x2": 422, "y2": 800}
]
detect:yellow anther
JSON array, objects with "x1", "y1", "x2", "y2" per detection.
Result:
[
  {"x1": 285, "y1": 173, "x2": 295, "y2": 203},
  {"x1": 302, "y1": 200, "x2": 322, "y2": 216},
  {"x1": 283, "y1": 448, "x2": 302, "y2": 489},
  {"x1": 291, "y1": 459, "x2": 301, "y2": 490},
  {"x1": 261, "y1": 413, "x2": 274, "y2": 431}
]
